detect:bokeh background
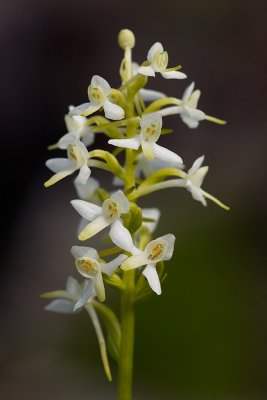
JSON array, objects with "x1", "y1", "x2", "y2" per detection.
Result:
[{"x1": 1, "y1": 0, "x2": 266, "y2": 399}]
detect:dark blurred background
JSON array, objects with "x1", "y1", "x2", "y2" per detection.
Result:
[{"x1": 1, "y1": 0, "x2": 267, "y2": 399}]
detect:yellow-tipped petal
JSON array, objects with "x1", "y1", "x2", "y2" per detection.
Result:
[
  {"x1": 78, "y1": 216, "x2": 110, "y2": 241},
  {"x1": 44, "y1": 170, "x2": 73, "y2": 187}
]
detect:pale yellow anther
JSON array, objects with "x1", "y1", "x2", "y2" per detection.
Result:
[
  {"x1": 148, "y1": 242, "x2": 164, "y2": 261},
  {"x1": 68, "y1": 144, "x2": 78, "y2": 161},
  {"x1": 88, "y1": 86, "x2": 105, "y2": 104},
  {"x1": 76, "y1": 258, "x2": 99, "y2": 277},
  {"x1": 118, "y1": 29, "x2": 135, "y2": 49}
]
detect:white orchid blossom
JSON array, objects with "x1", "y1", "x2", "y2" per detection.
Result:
[
  {"x1": 71, "y1": 190, "x2": 131, "y2": 242},
  {"x1": 109, "y1": 112, "x2": 183, "y2": 163},
  {"x1": 56, "y1": 106, "x2": 95, "y2": 150},
  {"x1": 71, "y1": 246, "x2": 127, "y2": 302},
  {"x1": 44, "y1": 276, "x2": 112, "y2": 381},
  {"x1": 138, "y1": 42, "x2": 187, "y2": 80},
  {"x1": 184, "y1": 155, "x2": 209, "y2": 205},
  {"x1": 44, "y1": 276, "x2": 95, "y2": 313},
  {"x1": 110, "y1": 222, "x2": 175, "y2": 295},
  {"x1": 70, "y1": 75, "x2": 125, "y2": 120},
  {"x1": 132, "y1": 62, "x2": 166, "y2": 101},
  {"x1": 135, "y1": 153, "x2": 184, "y2": 179},
  {"x1": 159, "y1": 82, "x2": 206, "y2": 128},
  {"x1": 44, "y1": 140, "x2": 91, "y2": 187}
]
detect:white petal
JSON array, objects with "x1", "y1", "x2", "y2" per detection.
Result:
[
  {"x1": 121, "y1": 252, "x2": 148, "y2": 271},
  {"x1": 141, "y1": 140, "x2": 155, "y2": 160},
  {"x1": 161, "y1": 71, "x2": 187, "y2": 79},
  {"x1": 142, "y1": 264, "x2": 161, "y2": 295},
  {"x1": 103, "y1": 100, "x2": 125, "y2": 120},
  {"x1": 138, "y1": 65, "x2": 155, "y2": 77},
  {"x1": 78, "y1": 215, "x2": 110, "y2": 241},
  {"x1": 142, "y1": 208, "x2": 161, "y2": 233},
  {"x1": 158, "y1": 234, "x2": 176, "y2": 260},
  {"x1": 132, "y1": 62, "x2": 139, "y2": 75},
  {"x1": 73, "y1": 279, "x2": 94, "y2": 311},
  {"x1": 188, "y1": 156, "x2": 205, "y2": 175},
  {"x1": 44, "y1": 169, "x2": 74, "y2": 187},
  {"x1": 80, "y1": 104, "x2": 100, "y2": 117},
  {"x1": 93, "y1": 272, "x2": 105, "y2": 302},
  {"x1": 182, "y1": 82, "x2": 195, "y2": 102},
  {"x1": 186, "y1": 181, "x2": 207, "y2": 206},
  {"x1": 71, "y1": 245, "x2": 99, "y2": 261},
  {"x1": 69, "y1": 103, "x2": 91, "y2": 116},
  {"x1": 184, "y1": 106, "x2": 205, "y2": 121},
  {"x1": 108, "y1": 136, "x2": 141, "y2": 150},
  {"x1": 71, "y1": 199, "x2": 102, "y2": 221},
  {"x1": 74, "y1": 177, "x2": 99, "y2": 200},
  {"x1": 91, "y1": 75, "x2": 111, "y2": 96},
  {"x1": 66, "y1": 276, "x2": 81, "y2": 298},
  {"x1": 75, "y1": 164, "x2": 91, "y2": 185},
  {"x1": 45, "y1": 299, "x2": 74, "y2": 314},
  {"x1": 187, "y1": 89, "x2": 201, "y2": 108},
  {"x1": 75, "y1": 140, "x2": 90, "y2": 160},
  {"x1": 46, "y1": 158, "x2": 72, "y2": 173},
  {"x1": 58, "y1": 133, "x2": 79, "y2": 149},
  {"x1": 147, "y1": 42, "x2": 164, "y2": 61},
  {"x1": 109, "y1": 219, "x2": 136, "y2": 253},
  {"x1": 189, "y1": 166, "x2": 209, "y2": 188},
  {"x1": 140, "y1": 112, "x2": 162, "y2": 130},
  {"x1": 82, "y1": 131, "x2": 95, "y2": 147},
  {"x1": 140, "y1": 88, "x2": 166, "y2": 101},
  {"x1": 181, "y1": 114, "x2": 200, "y2": 129},
  {"x1": 101, "y1": 254, "x2": 128, "y2": 276},
  {"x1": 111, "y1": 190, "x2": 130, "y2": 213},
  {"x1": 159, "y1": 106, "x2": 183, "y2": 117},
  {"x1": 152, "y1": 143, "x2": 183, "y2": 165},
  {"x1": 112, "y1": 176, "x2": 124, "y2": 186}
]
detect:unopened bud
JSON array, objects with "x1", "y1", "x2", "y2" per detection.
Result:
[{"x1": 118, "y1": 29, "x2": 135, "y2": 50}]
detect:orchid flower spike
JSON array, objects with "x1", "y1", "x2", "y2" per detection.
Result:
[
  {"x1": 71, "y1": 246, "x2": 127, "y2": 302},
  {"x1": 109, "y1": 112, "x2": 183, "y2": 164},
  {"x1": 44, "y1": 140, "x2": 91, "y2": 187},
  {"x1": 44, "y1": 276, "x2": 95, "y2": 313},
  {"x1": 70, "y1": 75, "x2": 125, "y2": 120},
  {"x1": 55, "y1": 106, "x2": 95, "y2": 150},
  {"x1": 110, "y1": 222, "x2": 175, "y2": 295},
  {"x1": 138, "y1": 42, "x2": 187, "y2": 80},
  {"x1": 71, "y1": 190, "x2": 131, "y2": 242}
]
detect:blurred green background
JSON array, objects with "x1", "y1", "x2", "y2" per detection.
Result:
[{"x1": 1, "y1": 0, "x2": 266, "y2": 398}]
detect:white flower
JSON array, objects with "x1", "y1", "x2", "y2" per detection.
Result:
[
  {"x1": 44, "y1": 140, "x2": 91, "y2": 187},
  {"x1": 57, "y1": 106, "x2": 95, "y2": 149},
  {"x1": 70, "y1": 75, "x2": 125, "y2": 120},
  {"x1": 110, "y1": 223, "x2": 175, "y2": 295},
  {"x1": 141, "y1": 208, "x2": 160, "y2": 234},
  {"x1": 44, "y1": 276, "x2": 95, "y2": 313},
  {"x1": 159, "y1": 82, "x2": 206, "y2": 128},
  {"x1": 71, "y1": 190, "x2": 131, "y2": 242},
  {"x1": 132, "y1": 62, "x2": 166, "y2": 101},
  {"x1": 135, "y1": 153, "x2": 184, "y2": 179},
  {"x1": 184, "y1": 155, "x2": 209, "y2": 206},
  {"x1": 108, "y1": 112, "x2": 183, "y2": 163},
  {"x1": 138, "y1": 42, "x2": 187, "y2": 80},
  {"x1": 74, "y1": 177, "x2": 100, "y2": 201},
  {"x1": 71, "y1": 246, "x2": 127, "y2": 302}
]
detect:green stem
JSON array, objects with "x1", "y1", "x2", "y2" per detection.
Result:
[{"x1": 118, "y1": 269, "x2": 135, "y2": 400}]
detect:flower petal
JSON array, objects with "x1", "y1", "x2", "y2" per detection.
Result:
[
  {"x1": 111, "y1": 190, "x2": 130, "y2": 213},
  {"x1": 74, "y1": 177, "x2": 99, "y2": 200},
  {"x1": 66, "y1": 276, "x2": 81, "y2": 298},
  {"x1": 101, "y1": 254, "x2": 128, "y2": 276},
  {"x1": 182, "y1": 82, "x2": 195, "y2": 102},
  {"x1": 58, "y1": 133, "x2": 79, "y2": 149},
  {"x1": 161, "y1": 71, "x2": 187, "y2": 79},
  {"x1": 46, "y1": 158, "x2": 72, "y2": 173},
  {"x1": 75, "y1": 164, "x2": 91, "y2": 185},
  {"x1": 91, "y1": 75, "x2": 111, "y2": 96},
  {"x1": 109, "y1": 219, "x2": 137, "y2": 253},
  {"x1": 188, "y1": 156, "x2": 205, "y2": 175},
  {"x1": 158, "y1": 233, "x2": 176, "y2": 260},
  {"x1": 152, "y1": 143, "x2": 183, "y2": 165},
  {"x1": 120, "y1": 252, "x2": 148, "y2": 271},
  {"x1": 140, "y1": 88, "x2": 166, "y2": 101},
  {"x1": 142, "y1": 264, "x2": 161, "y2": 295},
  {"x1": 186, "y1": 181, "x2": 207, "y2": 206},
  {"x1": 82, "y1": 131, "x2": 95, "y2": 147},
  {"x1": 45, "y1": 299, "x2": 75, "y2": 314},
  {"x1": 103, "y1": 100, "x2": 125, "y2": 120},
  {"x1": 73, "y1": 279, "x2": 94, "y2": 311},
  {"x1": 138, "y1": 65, "x2": 155, "y2": 77},
  {"x1": 189, "y1": 166, "x2": 209, "y2": 188},
  {"x1": 147, "y1": 42, "x2": 164, "y2": 61},
  {"x1": 93, "y1": 272, "x2": 106, "y2": 302},
  {"x1": 181, "y1": 114, "x2": 200, "y2": 129},
  {"x1": 69, "y1": 103, "x2": 91, "y2": 116},
  {"x1": 108, "y1": 136, "x2": 141, "y2": 150},
  {"x1": 78, "y1": 215, "x2": 110, "y2": 241},
  {"x1": 71, "y1": 245, "x2": 99, "y2": 260},
  {"x1": 142, "y1": 208, "x2": 161, "y2": 233},
  {"x1": 71, "y1": 199, "x2": 102, "y2": 221},
  {"x1": 44, "y1": 169, "x2": 74, "y2": 187},
  {"x1": 141, "y1": 140, "x2": 155, "y2": 160}
]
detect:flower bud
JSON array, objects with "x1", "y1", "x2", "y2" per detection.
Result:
[{"x1": 118, "y1": 29, "x2": 135, "y2": 49}]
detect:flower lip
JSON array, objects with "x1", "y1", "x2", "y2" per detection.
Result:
[
  {"x1": 76, "y1": 257, "x2": 100, "y2": 278},
  {"x1": 88, "y1": 86, "x2": 106, "y2": 105}
]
